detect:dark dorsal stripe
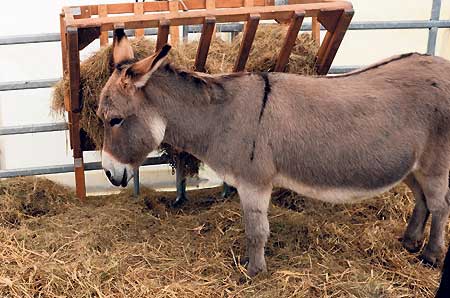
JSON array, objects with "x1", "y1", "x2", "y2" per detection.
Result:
[
  {"x1": 251, "y1": 73, "x2": 272, "y2": 161},
  {"x1": 258, "y1": 72, "x2": 271, "y2": 122},
  {"x1": 325, "y1": 52, "x2": 428, "y2": 79}
]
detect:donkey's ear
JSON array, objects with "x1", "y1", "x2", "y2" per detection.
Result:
[
  {"x1": 125, "y1": 44, "x2": 172, "y2": 88},
  {"x1": 113, "y1": 28, "x2": 134, "y2": 65}
]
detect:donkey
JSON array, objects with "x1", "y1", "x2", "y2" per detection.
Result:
[{"x1": 98, "y1": 30, "x2": 450, "y2": 276}]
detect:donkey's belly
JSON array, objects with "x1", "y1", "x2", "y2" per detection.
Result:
[{"x1": 273, "y1": 174, "x2": 402, "y2": 204}]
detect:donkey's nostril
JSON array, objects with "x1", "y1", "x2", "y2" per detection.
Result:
[{"x1": 105, "y1": 169, "x2": 112, "y2": 179}]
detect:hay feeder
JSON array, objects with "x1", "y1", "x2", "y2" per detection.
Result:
[{"x1": 59, "y1": 0, "x2": 353, "y2": 199}]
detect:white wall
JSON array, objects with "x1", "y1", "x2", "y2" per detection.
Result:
[{"x1": 0, "y1": 0, "x2": 448, "y2": 192}]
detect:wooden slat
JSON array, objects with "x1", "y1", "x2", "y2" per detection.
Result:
[
  {"x1": 194, "y1": 16, "x2": 216, "y2": 72},
  {"x1": 67, "y1": 27, "x2": 81, "y2": 113},
  {"x1": 169, "y1": 0, "x2": 180, "y2": 47},
  {"x1": 134, "y1": 2, "x2": 145, "y2": 38},
  {"x1": 65, "y1": 2, "x2": 353, "y2": 30},
  {"x1": 274, "y1": 11, "x2": 305, "y2": 72},
  {"x1": 98, "y1": 5, "x2": 109, "y2": 46},
  {"x1": 156, "y1": 19, "x2": 170, "y2": 51},
  {"x1": 316, "y1": 9, "x2": 353, "y2": 74},
  {"x1": 312, "y1": 16, "x2": 320, "y2": 46},
  {"x1": 315, "y1": 29, "x2": 332, "y2": 67},
  {"x1": 233, "y1": 14, "x2": 260, "y2": 72}
]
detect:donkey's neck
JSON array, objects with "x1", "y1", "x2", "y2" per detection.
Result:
[{"x1": 143, "y1": 64, "x2": 228, "y2": 159}]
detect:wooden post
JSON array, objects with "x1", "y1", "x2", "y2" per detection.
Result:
[
  {"x1": 274, "y1": 10, "x2": 305, "y2": 72},
  {"x1": 134, "y1": 2, "x2": 145, "y2": 38},
  {"x1": 66, "y1": 26, "x2": 86, "y2": 200}
]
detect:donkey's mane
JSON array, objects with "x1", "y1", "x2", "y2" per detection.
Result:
[{"x1": 325, "y1": 52, "x2": 428, "y2": 79}]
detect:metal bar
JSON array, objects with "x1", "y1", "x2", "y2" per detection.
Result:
[
  {"x1": 3, "y1": 20, "x2": 450, "y2": 46},
  {"x1": 427, "y1": 0, "x2": 441, "y2": 55},
  {"x1": 0, "y1": 79, "x2": 59, "y2": 91},
  {"x1": 133, "y1": 167, "x2": 140, "y2": 197},
  {"x1": 0, "y1": 123, "x2": 68, "y2": 136},
  {"x1": 0, "y1": 156, "x2": 168, "y2": 179}
]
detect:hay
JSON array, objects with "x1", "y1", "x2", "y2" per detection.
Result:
[
  {"x1": 52, "y1": 25, "x2": 318, "y2": 175},
  {"x1": 0, "y1": 177, "x2": 445, "y2": 297}
]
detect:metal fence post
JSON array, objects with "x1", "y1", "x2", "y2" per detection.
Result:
[{"x1": 427, "y1": 0, "x2": 441, "y2": 55}]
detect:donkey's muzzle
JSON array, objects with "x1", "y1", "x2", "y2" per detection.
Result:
[
  {"x1": 105, "y1": 168, "x2": 128, "y2": 187},
  {"x1": 101, "y1": 150, "x2": 133, "y2": 188}
]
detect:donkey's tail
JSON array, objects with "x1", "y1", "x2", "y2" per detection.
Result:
[{"x1": 436, "y1": 243, "x2": 450, "y2": 297}]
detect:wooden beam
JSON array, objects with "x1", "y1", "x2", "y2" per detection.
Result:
[
  {"x1": 316, "y1": 9, "x2": 353, "y2": 74},
  {"x1": 156, "y1": 19, "x2": 170, "y2": 51},
  {"x1": 70, "y1": 112, "x2": 86, "y2": 200},
  {"x1": 66, "y1": 27, "x2": 86, "y2": 200},
  {"x1": 134, "y1": 2, "x2": 145, "y2": 38},
  {"x1": 233, "y1": 14, "x2": 260, "y2": 72},
  {"x1": 98, "y1": 5, "x2": 109, "y2": 46},
  {"x1": 274, "y1": 11, "x2": 305, "y2": 72},
  {"x1": 194, "y1": 16, "x2": 216, "y2": 72}
]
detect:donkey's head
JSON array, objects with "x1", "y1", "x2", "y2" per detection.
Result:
[{"x1": 97, "y1": 29, "x2": 171, "y2": 187}]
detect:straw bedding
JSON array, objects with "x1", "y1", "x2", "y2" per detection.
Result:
[{"x1": 0, "y1": 177, "x2": 445, "y2": 297}]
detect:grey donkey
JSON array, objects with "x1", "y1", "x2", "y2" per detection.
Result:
[{"x1": 98, "y1": 30, "x2": 450, "y2": 276}]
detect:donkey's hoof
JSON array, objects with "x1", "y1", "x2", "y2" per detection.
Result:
[
  {"x1": 247, "y1": 262, "x2": 267, "y2": 277},
  {"x1": 402, "y1": 236, "x2": 424, "y2": 253},
  {"x1": 420, "y1": 246, "x2": 444, "y2": 267},
  {"x1": 172, "y1": 195, "x2": 187, "y2": 208}
]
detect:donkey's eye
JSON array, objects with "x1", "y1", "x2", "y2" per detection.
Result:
[{"x1": 109, "y1": 118, "x2": 124, "y2": 127}]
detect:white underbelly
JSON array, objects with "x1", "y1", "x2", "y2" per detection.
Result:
[{"x1": 273, "y1": 174, "x2": 400, "y2": 204}]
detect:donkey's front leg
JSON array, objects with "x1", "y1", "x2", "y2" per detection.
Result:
[{"x1": 237, "y1": 184, "x2": 272, "y2": 277}]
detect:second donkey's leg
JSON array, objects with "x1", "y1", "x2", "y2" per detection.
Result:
[
  {"x1": 415, "y1": 172, "x2": 450, "y2": 265},
  {"x1": 238, "y1": 184, "x2": 272, "y2": 277},
  {"x1": 403, "y1": 174, "x2": 430, "y2": 253}
]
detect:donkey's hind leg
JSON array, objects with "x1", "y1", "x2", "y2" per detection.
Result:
[
  {"x1": 402, "y1": 174, "x2": 430, "y2": 253},
  {"x1": 415, "y1": 171, "x2": 450, "y2": 265},
  {"x1": 237, "y1": 183, "x2": 272, "y2": 277}
]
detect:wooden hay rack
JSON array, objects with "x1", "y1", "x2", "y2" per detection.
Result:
[{"x1": 59, "y1": 0, "x2": 353, "y2": 199}]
